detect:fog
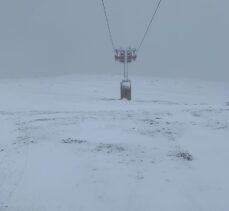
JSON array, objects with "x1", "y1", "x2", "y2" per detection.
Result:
[{"x1": 0, "y1": 0, "x2": 228, "y2": 81}]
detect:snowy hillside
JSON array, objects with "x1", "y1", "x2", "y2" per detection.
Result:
[{"x1": 0, "y1": 74, "x2": 229, "y2": 211}]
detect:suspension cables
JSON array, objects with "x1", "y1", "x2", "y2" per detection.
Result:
[
  {"x1": 101, "y1": 0, "x2": 115, "y2": 51},
  {"x1": 137, "y1": 0, "x2": 163, "y2": 53},
  {"x1": 101, "y1": 0, "x2": 163, "y2": 54}
]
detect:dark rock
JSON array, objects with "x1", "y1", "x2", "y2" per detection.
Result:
[
  {"x1": 62, "y1": 138, "x2": 87, "y2": 144},
  {"x1": 176, "y1": 152, "x2": 193, "y2": 161}
]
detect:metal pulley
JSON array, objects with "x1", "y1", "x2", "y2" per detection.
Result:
[{"x1": 115, "y1": 48, "x2": 137, "y2": 63}]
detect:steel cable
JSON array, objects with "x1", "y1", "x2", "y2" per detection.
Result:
[
  {"x1": 101, "y1": 0, "x2": 115, "y2": 51},
  {"x1": 137, "y1": 0, "x2": 163, "y2": 54},
  {"x1": 101, "y1": 0, "x2": 163, "y2": 55}
]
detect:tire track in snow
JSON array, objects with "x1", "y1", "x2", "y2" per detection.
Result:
[{"x1": 0, "y1": 118, "x2": 30, "y2": 210}]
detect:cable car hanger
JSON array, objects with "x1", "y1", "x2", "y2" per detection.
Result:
[{"x1": 101, "y1": 0, "x2": 163, "y2": 100}]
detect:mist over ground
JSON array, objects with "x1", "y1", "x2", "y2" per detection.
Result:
[{"x1": 0, "y1": 0, "x2": 228, "y2": 81}]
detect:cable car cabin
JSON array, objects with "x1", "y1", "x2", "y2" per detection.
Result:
[{"x1": 121, "y1": 80, "x2": 131, "y2": 101}]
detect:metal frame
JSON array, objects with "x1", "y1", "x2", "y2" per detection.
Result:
[
  {"x1": 115, "y1": 47, "x2": 137, "y2": 81},
  {"x1": 115, "y1": 47, "x2": 137, "y2": 100}
]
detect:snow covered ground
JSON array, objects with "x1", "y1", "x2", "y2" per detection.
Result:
[{"x1": 0, "y1": 74, "x2": 229, "y2": 211}]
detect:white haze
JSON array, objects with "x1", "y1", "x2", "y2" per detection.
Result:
[{"x1": 0, "y1": 0, "x2": 228, "y2": 81}]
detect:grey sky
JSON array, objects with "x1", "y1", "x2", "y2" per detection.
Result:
[{"x1": 0, "y1": 0, "x2": 228, "y2": 81}]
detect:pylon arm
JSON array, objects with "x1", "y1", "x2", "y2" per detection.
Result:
[{"x1": 114, "y1": 48, "x2": 137, "y2": 63}]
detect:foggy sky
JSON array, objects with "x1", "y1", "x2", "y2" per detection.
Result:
[{"x1": 0, "y1": 0, "x2": 228, "y2": 81}]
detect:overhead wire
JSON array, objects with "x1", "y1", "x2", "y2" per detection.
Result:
[
  {"x1": 101, "y1": 0, "x2": 116, "y2": 51},
  {"x1": 137, "y1": 0, "x2": 163, "y2": 53},
  {"x1": 101, "y1": 0, "x2": 163, "y2": 54}
]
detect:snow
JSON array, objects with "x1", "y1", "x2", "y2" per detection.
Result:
[{"x1": 0, "y1": 74, "x2": 229, "y2": 211}]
